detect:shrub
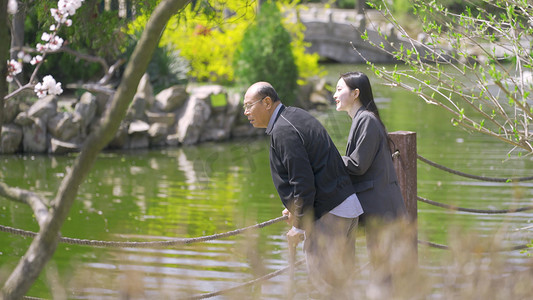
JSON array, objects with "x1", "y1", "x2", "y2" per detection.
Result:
[{"x1": 233, "y1": 1, "x2": 298, "y2": 105}]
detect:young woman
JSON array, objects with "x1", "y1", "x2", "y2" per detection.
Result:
[
  {"x1": 333, "y1": 71, "x2": 408, "y2": 296},
  {"x1": 334, "y1": 71, "x2": 406, "y2": 222}
]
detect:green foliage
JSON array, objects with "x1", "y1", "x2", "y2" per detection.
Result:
[
  {"x1": 151, "y1": 0, "x2": 257, "y2": 83},
  {"x1": 121, "y1": 30, "x2": 190, "y2": 93},
  {"x1": 146, "y1": 47, "x2": 190, "y2": 94},
  {"x1": 25, "y1": 0, "x2": 132, "y2": 84},
  {"x1": 126, "y1": 0, "x2": 322, "y2": 88},
  {"x1": 279, "y1": 3, "x2": 325, "y2": 85},
  {"x1": 335, "y1": 0, "x2": 356, "y2": 9},
  {"x1": 233, "y1": 1, "x2": 298, "y2": 104},
  {"x1": 365, "y1": 0, "x2": 533, "y2": 156}
]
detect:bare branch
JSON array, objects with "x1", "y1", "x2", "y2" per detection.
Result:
[
  {"x1": 0, "y1": 182, "x2": 49, "y2": 227},
  {"x1": 55, "y1": 46, "x2": 109, "y2": 72},
  {"x1": 98, "y1": 58, "x2": 126, "y2": 85}
]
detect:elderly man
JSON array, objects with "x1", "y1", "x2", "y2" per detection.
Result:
[{"x1": 243, "y1": 81, "x2": 363, "y2": 298}]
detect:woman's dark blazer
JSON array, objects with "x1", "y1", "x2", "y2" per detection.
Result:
[{"x1": 343, "y1": 107, "x2": 407, "y2": 222}]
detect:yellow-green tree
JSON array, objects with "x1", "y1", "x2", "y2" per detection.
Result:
[{"x1": 127, "y1": 0, "x2": 322, "y2": 84}]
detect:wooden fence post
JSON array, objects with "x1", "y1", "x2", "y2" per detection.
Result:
[{"x1": 388, "y1": 131, "x2": 417, "y2": 257}]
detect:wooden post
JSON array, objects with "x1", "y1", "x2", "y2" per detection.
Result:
[{"x1": 388, "y1": 131, "x2": 417, "y2": 257}]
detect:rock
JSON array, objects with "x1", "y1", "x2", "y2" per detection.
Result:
[
  {"x1": 309, "y1": 91, "x2": 331, "y2": 106},
  {"x1": 74, "y1": 92, "x2": 98, "y2": 136},
  {"x1": 153, "y1": 85, "x2": 188, "y2": 112},
  {"x1": 166, "y1": 133, "x2": 181, "y2": 147},
  {"x1": 47, "y1": 112, "x2": 80, "y2": 141},
  {"x1": 175, "y1": 95, "x2": 211, "y2": 145},
  {"x1": 126, "y1": 94, "x2": 147, "y2": 121},
  {"x1": 0, "y1": 124, "x2": 22, "y2": 154},
  {"x1": 50, "y1": 138, "x2": 80, "y2": 154},
  {"x1": 136, "y1": 73, "x2": 155, "y2": 109},
  {"x1": 146, "y1": 111, "x2": 176, "y2": 126},
  {"x1": 22, "y1": 118, "x2": 47, "y2": 153},
  {"x1": 14, "y1": 111, "x2": 33, "y2": 126},
  {"x1": 57, "y1": 96, "x2": 77, "y2": 113},
  {"x1": 231, "y1": 123, "x2": 263, "y2": 138},
  {"x1": 3, "y1": 100, "x2": 20, "y2": 124},
  {"x1": 148, "y1": 123, "x2": 168, "y2": 146},
  {"x1": 127, "y1": 133, "x2": 149, "y2": 149},
  {"x1": 108, "y1": 122, "x2": 128, "y2": 149},
  {"x1": 128, "y1": 120, "x2": 150, "y2": 134},
  {"x1": 189, "y1": 85, "x2": 225, "y2": 101},
  {"x1": 191, "y1": 86, "x2": 240, "y2": 142},
  {"x1": 95, "y1": 93, "x2": 111, "y2": 117},
  {"x1": 27, "y1": 95, "x2": 57, "y2": 123}
]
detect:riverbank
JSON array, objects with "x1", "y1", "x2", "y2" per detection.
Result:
[{"x1": 0, "y1": 74, "x2": 333, "y2": 154}]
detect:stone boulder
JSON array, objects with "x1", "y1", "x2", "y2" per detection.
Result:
[
  {"x1": 50, "y1": 138, "x2": 80, "y2": 154},
  {"x1": 3, "y1": 100, "x2": 20, "y2": 124},
  {"x1": 148, "y1": 123, "x2": 169, "y2": 147},
  {"x1": 108, "y1": 123, "x2": 129, "y2": 149},
  {"x1": 27, "y1": 95, "x2": 57, "y2": 123},
  {"x1": 146, "y1": 111, "x2": 176, "y2": 126},
  {"x1": 199, "y1": 88, "x2": 241, "y2": 142},
  {"x1": 74, "y1": 92, "x2": 98, "y2": 137},
  {"x1": 47, "y1": 112, "x2": 80, "y2": 141},
  {"x1": 136, "y1": 73, "x2": 155, "y2": 109},
  {"x1": 22, "y1": 118, "x2": 47, "y2": 153},
  {"x1": 175, "y1": 95, "x2": 211, "y2": 145},
  {"x1": 153, "y1": 85, "x2": 188, "y2": 112},
  {"x1": 127, "y1": 120, "x2": 150, "y2": 149},
  {"x1": 0, "y1": 124, "x2": 22, "y2": 154},
  {"x1": 126, "y1": 94, "x2": 147, "y2": 121},
  {"x1": 14, "y1": 111, "x2": 33, "y2": 126}
]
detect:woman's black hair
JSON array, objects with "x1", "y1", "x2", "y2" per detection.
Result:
[
  {"x1": 340, "y1": 71, "x2": 381, "y2": 122},
  {"x1": 340, "y1": 71, "x2": 397, "y2": 151}
]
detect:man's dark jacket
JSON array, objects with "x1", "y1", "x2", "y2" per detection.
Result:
[{"x1": 266, "y1": 105, "x2": 355, "y2": 229}]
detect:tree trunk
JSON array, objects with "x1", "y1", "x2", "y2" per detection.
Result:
[
  {"x1": 0, "y1": 0, "x2": 10, "y2": 135},
  {"x1": 9, "y1": 0, "x2": 25, "y2": 60},
  {"x1": 1, "y1": 0, "x2": 190, "y2": 298}
]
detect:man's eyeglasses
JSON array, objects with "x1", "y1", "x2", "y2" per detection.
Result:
[{"x1": 243, "y1": 96, "x2": 266, "y2": 111}]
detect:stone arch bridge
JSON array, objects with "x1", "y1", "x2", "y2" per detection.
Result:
[{"x1": 299, "y1": 8, "x2": 409, "y2": 63}]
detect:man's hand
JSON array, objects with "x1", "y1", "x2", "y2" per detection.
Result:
[
  {"x1": 287, "y1": 227, "x2": 305, "y2": 248},
  {"x1": 282, "y1": 208, "x2": 293, "y2": 225}
]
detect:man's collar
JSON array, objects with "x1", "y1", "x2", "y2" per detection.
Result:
[{"x1": 266, "y1": 103, "x2": 284, "y2": 135}]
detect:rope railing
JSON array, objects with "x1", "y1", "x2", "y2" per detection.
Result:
[
  {"x1": 0, "y1": 216, "x2": 288, "y2": 248},
  {"x1": 417, "y1": 155, "x2": 533, "y2": 182},
  {"x1": 418, "y1": 239, "x2": 530, "y2": 252},
  {"x1": 417, "y1": 196, "x2": 533, "y2": 214},
  {"x1": 184, "y1": 259, "x2": 306, "y2": 299}
]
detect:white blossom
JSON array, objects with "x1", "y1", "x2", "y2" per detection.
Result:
[
  {"x1": 36, "y1": 43, "x2": 46, "y2": 52},
  {"x1": 7, "y1": 0, "x2": 18, "y2": 14},
  {"x1": 48, "y1": 36, "x2": 64, "y2": 51},
  {"x1": 41, "y1": 32, "x2": 51, "y2": 42},
  {"x1": 30, "y1": 55, "x2": 43, "y2": 66},
  {"x1": 34, "y1": 75, "x2": 63, "y2": 98},
  {"x1": 6, "y1": 59, "x2": 22, "y2": 82},
  {"x1": 50, "y1": 24, "x2": 57, "y2": 31},
  {"x1": 23, "y1": 54, "x2": 32, "y2": 63},
  {"x1": 16, "y1": 52, "x2": 32, "y2": 65},
  {"x1": 50, "y1": 8, "x2": 69, "y2": 24},
  {"x1": 58, "y1": 0, "x2": 84, "y2": 16}
]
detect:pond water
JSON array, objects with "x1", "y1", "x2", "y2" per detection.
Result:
[{"x1": 1, "y1": 64, "x2": 532, "y2": 299}]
